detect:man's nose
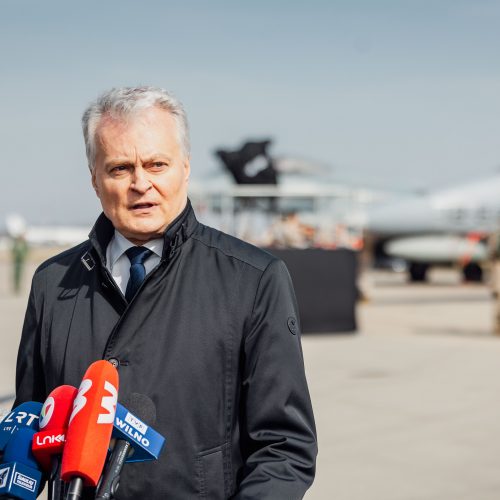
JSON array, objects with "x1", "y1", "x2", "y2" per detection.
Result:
[{"x1": 131, "y1": 167, "x2": 152, "y2": 193}]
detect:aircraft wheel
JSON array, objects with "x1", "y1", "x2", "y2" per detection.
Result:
[
  {"x1": 409, "y1": 262, "x2": 429, "y2": 282},
  {"x1": 462, "y1": 263, "x2": 483, "y2": 282}
]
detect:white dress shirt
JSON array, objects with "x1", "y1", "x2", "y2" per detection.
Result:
[{"x1": 105, "y1": 230, "x2": 164, "y2": 295}]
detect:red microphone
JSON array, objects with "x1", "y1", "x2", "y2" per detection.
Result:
[
  {"x1": 61, "y1": 360, "x2": 119, "y2": 499},
  {"x1": 32, "y1": 385, "x2": 78, "y2": 500},
  {"x1": 32, "y1": 385, "x2": 78, "y2": 472}
]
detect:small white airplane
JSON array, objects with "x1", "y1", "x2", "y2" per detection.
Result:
[
  {"x1": 3, "y1": 214, "x2": 90, "y2": 248},
  {"x1": 365, "y1": 173, "x2": 500, "y2": 281}
]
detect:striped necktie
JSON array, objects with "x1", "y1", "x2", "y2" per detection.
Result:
[{"x1": 125, "y1": 246, "x2": 153, "y2": 302}]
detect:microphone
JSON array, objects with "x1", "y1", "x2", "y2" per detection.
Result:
[
  {"x1": 113, "y1": 395, "x2": 165, "y2": 463},
  {"x1": 61, "y1": 361, "x2": 119, "y2": 500},
  {"x1": 95, "y1": 394, "x2": 165, "y2": 500},
  {"x1": 0, "y1": 403, "x2": 43, "y2": 454},
  {"x1": 32, "y1": 386, "x2": 77, "y2": 471},
  {"x1": 0, "y1": 427, "x2": 43, "y2": 499},
  {"x1": 31, "y1": 386, "x2": 77, "y2": 500}
]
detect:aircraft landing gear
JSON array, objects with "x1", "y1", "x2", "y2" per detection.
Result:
[
  {"x1": 462, "y1": 262, "x2": 483, "y2": 282},
  {"x1": 408, "y1": 262, "x2": 429, "y2": 282}
]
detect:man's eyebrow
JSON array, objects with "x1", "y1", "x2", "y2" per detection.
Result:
[
  {"x1": 142, "y1": 155, "x2": 172, "y2": 163},
  {"x1": 105, "y1": 159, "x2": 134, "y2": 168},
  {"x1": 105, "y1": 157, "x2": 133, "y2": 164}
]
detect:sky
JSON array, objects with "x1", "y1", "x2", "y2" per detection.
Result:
[{"x1": 1, "y1": 0, "x2": 500, "y2": 225}]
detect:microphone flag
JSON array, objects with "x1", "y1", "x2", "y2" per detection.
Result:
[
  {"x1": 0, "y1": 427, "x2": 43, "y2": 500},
  {"x1": 112, "y1": 402, "x2": 165, "y2": 462},
  {"x1": 95, "y1": 394, "x2": 165, "y2": 500},
  {"x1": 0, "y1": 402, "x2": 42, "y2": 451}
]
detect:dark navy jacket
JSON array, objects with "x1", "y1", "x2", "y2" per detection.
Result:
[{"x1": 15, "y1": 201, "x2": 317, "y2": 499}]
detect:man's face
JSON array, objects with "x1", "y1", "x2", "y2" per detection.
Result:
[{"x1": 92, "y1": 107, "x2": 190, "y2": 245}]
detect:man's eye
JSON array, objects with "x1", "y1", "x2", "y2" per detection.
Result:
[
  {"x1": 151, "y1": 162, "x2": 167, "y2": 169},
  {"x1": 111, "y1": 165, "x2": 128, "y2": 173}
]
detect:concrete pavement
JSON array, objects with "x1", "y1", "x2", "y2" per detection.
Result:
[{"x1": 304, "y1": 269, "x2": 500, "y2": 499}]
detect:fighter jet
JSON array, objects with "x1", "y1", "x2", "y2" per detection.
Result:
[{"x1": 366, "y1": 173, "x2": 500, "y2": 281}]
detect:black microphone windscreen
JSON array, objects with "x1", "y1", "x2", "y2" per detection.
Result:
[{"x1": 120, "y1": 393, "x2": 156, "y2": 426}]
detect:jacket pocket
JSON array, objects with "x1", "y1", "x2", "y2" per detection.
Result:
[{"x1": 196, "y1": 445, "x2": 226, "y2": 499}]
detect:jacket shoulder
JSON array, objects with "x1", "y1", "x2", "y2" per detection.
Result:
[
  {"x1": 34, "y1": 240, "x2": 91, "y2": 276},
  {"x1": 191, "y1": 223, "x2": 277, "y2": 272}
]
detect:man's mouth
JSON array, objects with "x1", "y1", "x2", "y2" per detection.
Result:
[{"x1": 130, "y1": 202, "x2": 156, "y2": 210}]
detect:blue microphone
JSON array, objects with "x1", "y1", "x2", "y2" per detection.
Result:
[
  {"x1": 113, "y1": 400, "x2": 165, "y2": 463},
  {"x1": 0, "y1": 403, "x2": 42, "y2": 452},
  {"x1": 95, "y1": 394, "x2": 165, "y2": 499},
  {"x1": 0, "y1": 427, "x2": 43, "y2": 499}
]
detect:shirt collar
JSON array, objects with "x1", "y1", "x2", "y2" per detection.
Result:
[
  {"x1": 89, "y1": 199, "x2": 198, "y2": 266},
  {"x1": 109, "y1": 231, "x2": 163, "y2": 269}
]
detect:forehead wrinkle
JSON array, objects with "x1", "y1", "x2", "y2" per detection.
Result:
[
  {"x1": 96, "y1": 130, "x2": 131, "y2": 159},
  {"x1": 95, "y1": 107, "x2": 183, "y2": 164}
]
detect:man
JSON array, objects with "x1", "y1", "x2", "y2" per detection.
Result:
[{"x1": 15, "y1": 86, "x2": 317, "y2": 499}]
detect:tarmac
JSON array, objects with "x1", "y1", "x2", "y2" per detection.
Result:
[{"x1": 1, "y1": 256, "x2": 499, "y2": 500}]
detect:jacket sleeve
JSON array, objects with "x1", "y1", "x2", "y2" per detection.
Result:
[
  {"x1": 234, "y1": 258, "x2": 317, "y2": 499},
  {"x1": 14, "y1": 273, "x2": 46, "y2": 407}
]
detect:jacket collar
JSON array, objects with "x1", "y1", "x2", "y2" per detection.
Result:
[{"x1": 88, "y1": 199, "x2": 198, "y2": 267}]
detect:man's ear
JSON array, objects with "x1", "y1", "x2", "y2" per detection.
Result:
[
  {"x1": 91, "y1": 168, "x2": 100, "y2": 197},
  {"x1": 184, "y1": 157, "x2": 191, "y2": 182}
]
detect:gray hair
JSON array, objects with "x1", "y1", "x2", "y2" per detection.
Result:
[{"x1": 82, "y1": 86, "x2": 190, "y2": 171}]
